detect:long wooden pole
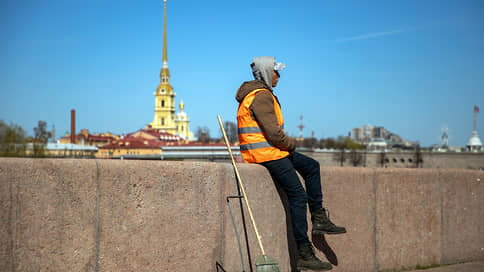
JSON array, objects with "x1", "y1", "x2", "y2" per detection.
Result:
[{"x1": 217, "y1": 115, "x2": 266, "y2": 256}]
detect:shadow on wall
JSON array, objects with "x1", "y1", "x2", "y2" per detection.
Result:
[
  {"x1": 272, "y1": 180, "x2": 298, "y2": 270},
  {"x1": 272, "y1": 179, "x2": 339, "y2": 271},
  {"x1": 313, "y1": 234, "x2": 338, "y2": 265}
]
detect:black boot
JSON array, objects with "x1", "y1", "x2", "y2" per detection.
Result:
[
  {"x1": 311, "y1": 208, "x2": 346, "y2": 235},
  {"x1": 297, "y1": 243, "x2": 332, "y2": 271}
]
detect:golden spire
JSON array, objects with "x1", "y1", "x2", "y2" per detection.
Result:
[{"x1": 160, "y1": 0, "x2": 169, "y2": 77}]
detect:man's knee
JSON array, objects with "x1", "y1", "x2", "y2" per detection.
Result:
[
  {"x1": 312, "y1": 159, "x2": 320, "y2": 169},
  {"x1": 308, "y1": 158, "x2": 320, "y2": 173}
]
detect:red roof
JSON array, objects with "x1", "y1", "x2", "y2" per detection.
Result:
[
  {"x1": 126, "y1": 129, "x2": 182, "y2": 141},
  {"x1": 168, "y1": 142, "x2": 234, "y2": 147},
  {"x1": 99, "y1": 137, "x2": 166, "y2": 149},
  {"x1": 59, "y1": 133, "x2": 116, "y2": 142},
  {"x1": 99, "y1": 129, "x2": 184, "y2": 149}
]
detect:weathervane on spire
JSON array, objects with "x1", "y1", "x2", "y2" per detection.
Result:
[{"x1": 162, "y1": 0, "x2": 168, "y2": 69}]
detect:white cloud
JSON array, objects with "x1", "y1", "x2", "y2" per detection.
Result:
[{"x1": 336, "y1": 29, "x2": 408, "y2": 43}]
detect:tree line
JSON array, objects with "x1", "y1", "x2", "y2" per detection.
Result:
[
  {"x1": 195, "y1": 121, "x2": 364, "y2": 150},
  {"x1": 2, "y1": 118, "x2": 365, "y2": 160},
  {"x1": 0, "y1": 120, "x2": 52, "y2": 157}
]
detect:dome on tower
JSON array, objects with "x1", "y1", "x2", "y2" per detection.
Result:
[
  {"x1": 467, "y1": 131, "x2": 482, "y2": 152},
  {"x1": 175, "y1": 111, "x2": 188, "y2": 121},
  {"x1": 175, "y1": 99, "x2": 188, "y2": 121}
]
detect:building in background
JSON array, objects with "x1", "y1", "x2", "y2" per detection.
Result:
[
  {"x1": 352, "y1": 128, "x2": 361, "y2": 142},
  {"x1": 372, "y1": 126, "x2": 387, "y2": 139},
  {"x1": 96, "y1": 127, "x2": 183, "y2": 159},
  {"x1": 352, "y1": 125, "x2": 387, "y2": 143},
  {"x1": 351, "y1": 125, "x2": 389, "y2": 143},
  {"x1": 96, "y1": 128, "x2": 242, "y2": 161},
  {"x1": 351, "y1": 124, "x2": 418, "y2": 150},
  {"x1": 467, "y1": 105, "x2": 482, "y2": 152},
  {"x1": 150, "y1": 0, "x2": 193, "y2": 140},
  {"x1": 58, "y1": 129, "x2": 118, "y2": 147},
  {"x1": 25, "y1": 142, "x2": 97, "y2": 158}
]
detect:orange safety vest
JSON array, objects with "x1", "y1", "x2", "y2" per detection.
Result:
[{"x1": 237, "y1": 88, "x2": 290, "y2": 163}]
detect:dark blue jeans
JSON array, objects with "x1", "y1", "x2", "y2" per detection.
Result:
[{"x1": 260, "y1": 152, "x2": 323, "y2": 245}]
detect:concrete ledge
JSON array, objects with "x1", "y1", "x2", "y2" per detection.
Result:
[
  {"x1": 95, "y1": 160, "x2": 229, "y2": 271},
  {"x1": 439, "y1": 169, "x2": 484, "y2": 264},
  {"x1": 375, "y1": 169, "x2": 441, "y2": 270},
  {"x1": 1, "y1": 158, "x2": 483, "y2": 272},
  {"x1": 0, "y1": 159, "x2": 97, "y2": 271}
]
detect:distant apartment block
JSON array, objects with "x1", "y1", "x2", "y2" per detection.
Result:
[
  {"x1": 352, "y1": 125, "x2": 390, "y2": 143},
  {"x1": 351, "y1": 125, "x2": 415, "y2": 150}
]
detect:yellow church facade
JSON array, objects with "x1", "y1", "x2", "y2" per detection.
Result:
[{"x1": 150, "y1": 0, "x2": 193, "y2": 140}]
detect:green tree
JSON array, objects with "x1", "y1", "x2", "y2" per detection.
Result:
[
  {"x1": 333, "y1": 149, "x2": 346, "y2": 166},
  {"x1": 344, "y1": 137, "x2": 364, "y2": 150},
  {"x1": 223, "y1": 121, "x2": 238, "y2": 144},
  {"x1": 301, "y1": 137, "x2": 318, "y2": 149},
  {"x1": 195, "y1": 126, "x2": 211, "y2": 143},
  {"x1": 414, "y1": 144, "x2": 423, "y2": 168},
  {"x1": 320, "y1": 136, "x2": 364, "y2": 150},
  {"x1": 379, "y1": 151, "x2": 387, "y2": 167},
  {"x1": 0, "y1": 120, "x2": 28, "y2": 157},
  {"x1": 33, "y1": 120, "x2": 51, "y2": 157},
  {"x1": 324, "y1": 136, "x2": 365, "y2": 166},
  {"x1": 320, "y1": 137, "x2": 336, "y2": 149},
  {"x1": 342, "y1": 137, "x2": 365, "y2": 166},
  {"x1": 348, "y1": 150, "x2": 363, "y2": 166}
]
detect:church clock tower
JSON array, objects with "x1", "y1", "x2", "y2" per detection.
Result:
[{"x1": 151, "y1": 0, "x2": 176, "y2": 132}]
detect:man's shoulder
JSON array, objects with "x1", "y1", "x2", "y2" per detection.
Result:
[
  {"x1": 240, "y1": 80, "x2": 270, "y2": 91},
  {"x1": 236, "y1": 80, "x2": 271, "y2": 102}
]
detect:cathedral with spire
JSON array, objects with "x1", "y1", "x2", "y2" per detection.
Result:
[{"x1": 150, "y1": 0, "x2": 192, "y2": 140}]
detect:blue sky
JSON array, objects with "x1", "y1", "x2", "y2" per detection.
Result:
[{"x1": 1, "y1": 0, "x2": 483, "y2": 147}]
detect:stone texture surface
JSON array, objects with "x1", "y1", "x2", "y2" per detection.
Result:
[
  {"x1": 304, "y1": 151, "x2": 484, "y2": 170},
  {"x1": 439, "y1": 169, "x2": 484, "y2": 264},
  {"x1": 320, "y1": 167, "x2": 376, "y2": 272},
  {"x1": 1, "y1": 158, "x2": 483, "y2": 272},
  {"x1": 376, "y1": 168, "x2": 442, "y2": 271},
  {"x1": 0, "y1": 158, "x2": 97, "y2": 272},
  {"x1": 96, "y1": 160, "x2": 227, "y2": 272},
  {"x1": 408, "y1": 261, "x2": 484, "y2": 272},
  {"x1": 221, "y1": 163, "x2": 293, "y2": 272}
]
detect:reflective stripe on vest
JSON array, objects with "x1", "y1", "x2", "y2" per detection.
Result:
[
  {"x1": 238, "y1": 124, "x2": 284, "y2": 135},
  {"x1": 240, "y1": 141, "x2": 274, "y2": 151},
  {"x1": 237, "y1": 88, "x2": 289, "y2": 163}
]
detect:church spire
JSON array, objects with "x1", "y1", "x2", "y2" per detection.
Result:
[{"x1": 160, "y1": 0, "x2": 169, "y2": 78}]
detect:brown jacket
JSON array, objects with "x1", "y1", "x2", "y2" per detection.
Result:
[{"x1": 236, "y1": 80, "x2": 296, "y2": 152}]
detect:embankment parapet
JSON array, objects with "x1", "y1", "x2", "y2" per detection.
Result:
[{"x1": 0, "y1": 158, "x2": 482, "y2": 271}]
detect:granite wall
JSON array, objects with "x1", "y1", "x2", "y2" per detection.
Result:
[
  {"x1": 304, "y1": 151, "x2": 484, "y2": 170},
  {"x1": 0, "y1": 158, "x2": 483, "y2": 271}
]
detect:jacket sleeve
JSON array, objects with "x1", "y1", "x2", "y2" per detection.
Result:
[{"x1": 249, "y1": 91, "x2": 296, "y2": 152}]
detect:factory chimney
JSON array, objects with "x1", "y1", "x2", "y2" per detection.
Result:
[{"x1": 71, "y1": 109, "x2": 75, "y2": 144}]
